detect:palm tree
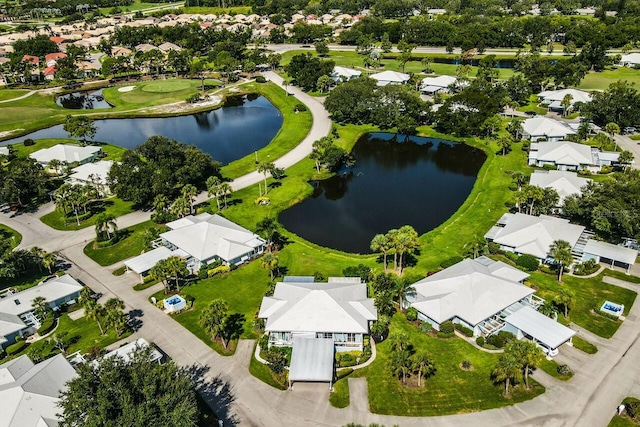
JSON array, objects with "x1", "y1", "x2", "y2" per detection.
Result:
[
  {"x1": 94, "y1": 213, "x2": 117, "y2": 242},
  {"x1": 54, "y1": 183, "x2": 74, "y2": 218},
  {"x1": 181, "y1": 184, "x2": 198, "y2": 214},
  {"x1": 261, "y1": 252, "x2": 279, "y2": 280},
  {"x1": 152, "y1": 194, "x2": 170, "y2": 214},
  {"x1": 516, "y1": 341, "x2": 542, "y2": 390},
  {"x1": 170, "y1": 197, "x2": 191, "y2": 219},
  {"x1": 513, "y1": 191, "x2": 527, "y2": 213},
  {"x1": 164, "y1": 256, "x2": 188, "y2": 292},
  {"x1": 538, "y1": 301, "x2": 558, "y2": 319},
  {"x1": 560, "y1": 93, "x2": 573, "y2": 117},
  {"x1": 498, "y1": 136, "x2": 512, "y2": 156},
  {"x1": 523, "y1": 185, "x2": 544, "y2": 215},
  {"x1": 465, "y1": 237, "x2": 487, "y2": 259},
  {"x1": 492, "y1": 352, "x2": 522, "y2": 396},
  {"x1": 218, "y1": 182, "x2": 232, "y2": 209},
  {"x1": 257, "y1": 161, "x2": 275, "y2": 196},
  {"x1": 412, "y1": 352, "x2": 436, "y2": 387},
  {"x1": 84, "y1": 299, "x2": 106, "y2": 335},
  {"x1": 206, "y1": 176, "x2": 222, "y2": 210},
  {"x1": 512, "y1": 171, "x2": 527, "y2": 191},
  {"x1": 370, "y1": 234, "x2": 391, "y2": 272},
  {"x1": 395, "y1": 278, "x2": 416, "y2": 310},
  {"x1": 256, "y1": 217, "x2": 279, "y2": 252},
  {"x1": 48, "y1": 158, "x2": 64, "y2": 176},
  {"x1": 618, "y1": 150, "x2": 635, "y2": 172},
  {"x1": 395, "y1": 225, "x2": 419, "y2": 275},
  {"x1": 555, "y1": 290, "x2": 573, "y2": 318},
  {"x1": 604, "y1": 122, "x2": 621, "y2": 151},
  {"x1": 549, "y1": 239, "x2": 573, "y2": 282},
  {"x1": 42, "y1": 252, "x2": 56, "y2": 274},
  {"x1": 150, "y1": 260, "x2": 171, "y2": 293},
  {"x1": 31, "y1": 296, "x2": 49, "y2": 321}
]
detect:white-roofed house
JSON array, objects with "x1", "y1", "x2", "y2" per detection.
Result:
[
  {"x1": 0, "y1": 275, "x2": 83, "y2": 349},
  {"x1": 100, "y1": 338, "x2": 163, "y2": 364},
  {"x1": 0, "y1": 146, "x2": 9, "y2": 157},
  {"x1": 123, "y1": 246, "x2": 189, "y2": 283},
  {"x1": 369, "y1": 70, "x2": 409, "y2": 86},
  {"x1": 66, "y1": 160, "x2": 113, "y2": 196},
  {"x1": 157, "y1": 42, "x2": 183, "y2": 53},
  {"x1": 528, "y1": 140, "x2": 620, "y2": 172},
  {"x1": 484, "y1": 213, "x2": 586, "y2": 262},
  {"x1": 529, "y1": 170, "x2": 592, "y2": 205},
  {"x1": 581, "y1": 240, "x2": 638, "y2": 273},
  {"x1": 620, "y1": 53, "x2": 640, "y2": 67},
  {"x1": 537, "y1": 88, "x2": 591, "y2": 113},
  {"x1": 160, "y1": 213, "x2": 265, "y2": 273},
  {"x1": 0, "y1": 354, "x2": 78, "y2": 427},
  {"x1": 29, "y1": 144, "x2": 101, "y2": 167},
  {"x1": 420, "y1": 75, "x2": 460, "y2": 95},
  {"x1": 520, "y1": 117, "x2": 576, "y2": 142},
  {"x1": 331, "y1": 66, "x2": 361, "y2": 82},
  {"x1": 407, "y1": 257, "x2": 574, "y2": 355}
]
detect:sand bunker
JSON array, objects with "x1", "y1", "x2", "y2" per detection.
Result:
[{"x1": 117, "y1": 86, "x2": 136, "y2": 93}]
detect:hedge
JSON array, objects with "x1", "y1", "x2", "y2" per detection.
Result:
[
  {"x1": 406, "y1": 307, "x2": 418, "y2": 321},
  {"x1": 6, "y1": 340, "x2": 28, "y2": 355},
  {"x1": 516, "y1": 254, "x2": 540, "y2": 271},
  {"x1": 440, "y1": 321, "x2": 455, "y2": 334},
  {"x1": 454, "y1": 323, "x2": 474, "y2": 337},
  {"x1": 37, "y1": 317, "x2": 56, "y2": 335}
]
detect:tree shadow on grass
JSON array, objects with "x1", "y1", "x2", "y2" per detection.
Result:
[{"x1": 187, "y1": 365, "x2": 240, "y2": 426}]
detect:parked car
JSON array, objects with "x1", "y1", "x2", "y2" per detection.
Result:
[{"x1": 623, "y1": 126, "x2": 637, "y2": 134}]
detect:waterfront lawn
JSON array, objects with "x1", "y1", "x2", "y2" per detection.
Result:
[
  {"x1": 101, "y1": 79, "x2": 203, "y2": 110},
  {"x1": 353, "y1": 315, "x2": 544, "y2": 416},
  {"x1": 40, "y1": 197, "x2": 135, "y2": 231},
  {"x1": 529, "y1": 271, "x2": 637, "y2": 339},
  {"x1": 220, "y1": 81, "x2": 313, "y2": 179},
  {"x1": 0, "y1": 223, "x2": 22, "y2": 247},
  {"x1": 83, "y1": 220, "x2": 162, "y2": 266}
]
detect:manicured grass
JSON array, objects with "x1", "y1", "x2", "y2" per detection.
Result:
[
  {"x1": 579, "y1": 67, "x2": 640, "y2": 91},
  {"x1": 530, "y1": 271, "x2": 637, "y2": 338},
  {"x1": 329, "y1": 378, "x2": 350, "y2": 408},
  {"x1": 0, "y1": 223, "x2": 22, "y2": 247},
  {"x1": 220, "y1": 82, "x2": 313, "y2": 179},
  {"x1": 352, "y1": 315, "x2": 544, "y2": 416},
  {"x1": 538, "y1": 358, "x2": 573, "y2": 381},
  {"x1": 99, "y1": 1, "x2": 182, "y2": 14},
  {"x1": 0, "y1": 88, "x2": 30, "y2": 101},
  {"x1": 40, "y1": 197, "x2": 135, "y2": 231},
  {"x1": 572, "y1": 335, "x2": 598, "y2": 354},
  {"x1": 141, "y1": 80, "x2": 193, "y2": 93},
  {"x1": 610, "y1": 397, "x2": 640, "y2": 426},
  {"x1": 249, "y1": 343, "x2": 288, "y2": 390},
  {"x1": 151, "y1": 260, "x2": 269, "y2": 354},
  {"x1": 83, "y1": 220, "x2": 163, "y2": 266}
]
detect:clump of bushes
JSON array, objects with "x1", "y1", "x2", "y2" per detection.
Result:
[
  {"x1": 574, "y1": 259, "x2": 599, "y2": 276},
  {"x1": 486, "y1": 331, "x2": 515, "y2": 349},
  {"x1": 488, "y1": 242, "x2": 502, "y2": 254},
  {"x1": 405, "y1": 307, "x2": 418, "y2": 321},
  {"x1": 265, "y1": 347, "x2": 289, "y2": 374},
  {"x1": 207, "y1": 265, "x2": 230, "y2": 277},
  {"x1": 437, "y1": 321, "x2": 455, "y2": 338},
  {"x1": 557, "y1": 364, "x2": 573, "y2": 377},
  {"x1": 419, "y1": 322, "x2": 432, "y2": 334},
  {"x1": 505, "y1": 251, "x2": 519, "y2": 262},
  {"x1": 475, "y1": 336, "x2": 485, "y2": 347},
  {"x1": 23, "y1": 138, "x2": 35, "y2": 146},
  {"x1": 539, "y1": 264, "x2": 556, "y2": 275},
  {"x1": 6, "y1": 338, "x2": 28, "y2": 355},
  {"x1": 454, "y1": 323, "x2": 474, "y2": 337},
  {"x1": 624, "y1": 398, "x2": 640, "y2": 420},
  {"x1": 186, "y1": 94, "x2": 201, "y2": 103},
  {"x1": 337, "y1": 352, "x2": 360, "y2": 367},
  {"x1": 255, "y1": 76, "x2": 267, "y2": 83},
  {"x1": 294, "y1": 103, "x2": 307, "y2": 112},
  {"x1": 598, "y1": 165, "x2": 613, "y2": 174},
  {"x1": 440, "y1": 256, "x2": 464, "y2": 269},
  {"x1": 37, "y1": 317, "x2": 56, "y2": 336},
  {"x1": 516, "y1": 254, "x2": 540, "y2": 271}
]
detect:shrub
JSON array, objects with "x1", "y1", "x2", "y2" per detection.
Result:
[
  {"x1": 294, "y1": 103, "x2": 307, "y2": 112},
  {"x1": 336, "y1": 368, "x2": 353, "y2": 380},
  {"x1": 265, "y1": 349, "x2": 288, "y2": 374},
  {"x1": 186, "y1": 94, "x2": 201, "y2": 103},
  {"x1": 182, "y1": 294, "x2": 195, "y2": 308},
  {"x1": 475, "y1": 336, "x2": 485, "y2": 346},
  {"x1": 198, "y1": 268, "x2": 208, "y2": 280},
  {"x1": 313, "y1": 271, "x2": 325, "y2": 282},
  {"x1": 406, "y1": 307, "x2": 418, "y2": 321},
  {"x1": 488, "y1": 242, "x2": 502, "y2": 254},
  {"x1": 461, "y1": 360, "x2": 472, "y2": 369},
  {"x1": 6, "y1": 340, "x2": 27, "y2": 355},
  {"x1": 516, "y1": 254, "x2": 540, "y2": 271},
  {"x1": 437, "y1": 331, "x2": 455, "y2": 339},
  {"x1": 557, "y1": 364, "x2": 573, "y2": 376},
  {"x1": 626, "y1": 399, "x2": 640, "y2": 420},
  {"x1": 37, "y1": 317, "x2": 55, "y2": 335},
  {"x1": 486, "y1": 332, "x2": 515, "y2": 349},
  {"x1": 255, "y1": 76, "x2": 267, "y2": 83},
  {"x1": 440, "y1": 256, "x2": 463, "y2": 269},
  {"x1": 258, "y1": 334, "x2": 269, "y2": 351},
  {"x1": 419, "y1": 322, "x2": 432, "y2": 334},
  {"x1": 539, "y1": 264, "x2": 556, "y2": 275},
  {"x1": 497, "y1": 330, "x2": 516, "y2": 343},
  {"x1": 454, "y1": 324, "x2": 474, "y2": 337},
  {"x1": 598, "y1": 165, "x2": 612, "y2": 174},
  {"x1": 505, "y1": 251, "x2": 519, "y2": 262},
  {"x1": 542, "y1": 163, "x2": 558, "y2": 170},
  {"x1": 23, "y1": 138, "x2": 35, "y2": 146},
  {"x1": 440, "y1": 321, "x2": 454, "y2": 334},
  {"x1": 341, "y1": 353, "x2": 353, "y2": 362},
  {"x1": 208, "y1": 265, "x2": 230, "y2": 277}
]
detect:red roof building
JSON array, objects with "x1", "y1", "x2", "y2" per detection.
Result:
[
  {"x1": 43, "y1": 65, "x2": 56, "y2": 76},
  {"x1": 22, "y1": 55, "x2": 39, "y2": 64},
  {"x1": 50, "y1": 36, "x2": 65, "y2": 44},
  {"x1": 45, "y1": 52, "x2": 67, "y2": 64}
]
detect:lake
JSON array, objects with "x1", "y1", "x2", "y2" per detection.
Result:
[
  {"x1": 278, "y1": 133, "x2": 486, "y2": 253},
  {"x1": 2, "y1": 94, "x2": 283, "y2": 165}
]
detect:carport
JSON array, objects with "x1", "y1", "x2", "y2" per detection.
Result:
[
  {"x1": 505, "y1": 306, "x2": 576, "y2": 355},
  {"x1": 581, "y1": 240, "x2": 638, "y2": 274},
  {"x1": 288, "y1": 338, "x2": 334, "y2": 390}
]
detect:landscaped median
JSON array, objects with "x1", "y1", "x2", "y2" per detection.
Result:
[{"x1": 0, "y1": 223, "x2": 22, "y2": 247}]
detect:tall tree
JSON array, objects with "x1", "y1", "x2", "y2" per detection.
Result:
[
  {"x1": 199, "y1": 299, "x2": 229, "y2": 348},
  {"x1": 83, "y1": 298, "x2": 106, "y2": 335},
  {"x1": 31, "y1": 296, "x2": 49, "y2": 321},
  {"x1": 507, "y1": 340, "x2": 542, "y2": 390},
  {"x1": 206, "y1": 176, "x2": 222, "y2": 210},
  {"x1": 261, "y1": 252, "x2": 279, "y2": 280},
  {"x1": 181, "y1": 183, "x2": 198, "y2": 214},
  {"x1": 256, "y1": 217, "x2": 279, "y2": 252},
  {"x1": 63, "y1": 115, "x2": 98, "y2": 144},
  {"x1": 555, "y1": 289, "x2": 574, "y2": 318},
  {"x1": 94, "y1": 213, "x2": 117, "y2": 242},
  {"x1": 370, "y1": 233, "x2": 391, "y2": 272},
  {"x1": 492, "y1": 351, "x2": 521, "y2": 396},
  {"x1": 549, "y1": 239, "x2": 573, "y2": 282},
  {"x1": 257, "y1": 161, "x2": 275, "y2": 196},
  {"x1": 604, "y1": 122, "x2": 621, "y2": 151},
  {"x1": 412, "y1": 351, "x2": 436, "y2": 387},
  {"x1": 394, "y1": 225, "x2": 420, "y2": 275},
  {"x1": 59, "y1": 346, "x2": 200, "y2": 426}
]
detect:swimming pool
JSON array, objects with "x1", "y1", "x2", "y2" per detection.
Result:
[{"x1": 601, "y1": 301, "x2": 624, "y2": 318}]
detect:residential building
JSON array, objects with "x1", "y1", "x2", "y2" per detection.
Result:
[
  {"x1": 100, "y1": 338, "x2": 163, "y2": 364},
  {"x1": 66, "y1": 160, "x2": 113, "y2": 196},
  {"x1": 123, "y1": 246, "x2": 189, "y2": 283},
  {"x1": 528, "y1": 141, "x2": 621, "y2": 171},
  {"x1": 29, "y1": 144, "x2": 101, "y2": 167},
  {"x1": 0, "y1": 275, "x2": 83, "y2": 350},
  {"x1": 620, "y1": 53, "x2": 640, "y2": 67},
  {"x1": 529, "y1": 170, "x2": 591, "y2": 205},
  {"x1": 134, "y1": 43, "x2": 157, "y2": 53},
  {"x1": 331, "y1": 66, "x2": 361, "y2": 82},
  {"x1": 258, "y1": 277, "x2": 377, "y2": 352},
  {"x1": 485, "y1": 213, "x2": 587, "y2": 262},
  {"x1": 160, "y1": 213, "x2": 265, "y2": 272},
  {"x1": 581, "y1": 240, "x2": 638, "y2": 273},
  {"x1": 0, "y1": 354, "x2": 77, "y2": 427},
  {"x1": 369, "y1": 70, "x2": 409, "y2": 86},
  {"x1": 0, "y1": 147, "x2": 9, "y2": 156},
  {"x1": 537, "y1": 88, "x2": 591, "y2": 112},
  {"x1": 407, "y1": 257, "x2": 574, "y2": 355},
  {"x1": 157, "y1": 42, "x2": 183, "y2": 53},
  {"x1": 520, "y1": 117, "x2": 576, "y2": 142},
  {"x1": 420, "y1": 75, "x2": 461, "y2": 95}
]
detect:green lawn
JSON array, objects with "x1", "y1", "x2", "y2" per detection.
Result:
[
  {"x1": 220, "y1": 82, "x2": 313, "y2": 179},
  {"x1": 99, "y1": 1, "x2": 182, "y2": 14},
  {"x1": 180, "y1": 6, "x2": 252, "y2": 14},
  {"x1": 579, "y1": 67, "x2": 640, "y2": 91},
  {"x1": 529, "y1": 271, "x2": 637, "y2": 338},
  {"x1": 351, "y1": 315, "x2": 544, "y2": 416},
  {"x1": 329, "y1": 377, "x2": 350, "y2": 408},
  {"x1": 40, "y1": 197, "x2": 135, "y2": 231},
  {"x1": 572, "y1": 335, "x2": 598, "y2": 354},
  {"x1": 249, "y1": 343, "x2": 288, "y2": 390},
  {"x1": 83, "y1": 220, "x2": 163, "y2": 266},
  {"x1": 0, "y1": 223, "x2": 22, "y2": 247},
  {"x1": 0, "y1": 88, "x2": 30, "y2": 101},
  {"x1": 609, "y1": 397, "x2": 640, "y2": 426}
]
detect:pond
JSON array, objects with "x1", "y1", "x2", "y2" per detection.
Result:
[
  {"x1": 2, "y1": 94, "x2": 283, "y2": 165},
  {"x1": 278, "y1": 133, "x2": 486, "y2": 254},
  {"x1": 56, "y1": 89, "x2": 113, "y2": 109}
]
